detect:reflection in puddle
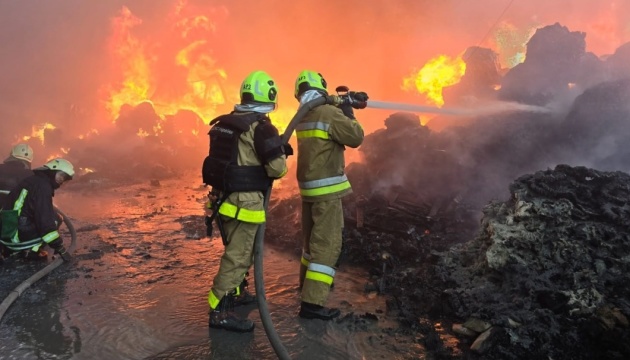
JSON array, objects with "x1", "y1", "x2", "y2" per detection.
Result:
[{"x1": 0, "y1": 175, "x2": 425, "y2": 359}]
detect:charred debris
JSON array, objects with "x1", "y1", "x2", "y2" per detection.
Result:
[{"x1": 266, "y1": 23, "x2": 630, "y2": 359}]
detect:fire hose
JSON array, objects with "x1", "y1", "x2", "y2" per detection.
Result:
[
  {"x1": 256, "y1": 92, "x2": 553, "y2": 358},
  {"x1": 0, "y1": 190, "x2": 76, "y2": 324},
  {"x1": 254, "y1": 95, "x2": 336, "y2": 360}
]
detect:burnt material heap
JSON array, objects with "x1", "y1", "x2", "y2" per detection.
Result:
[{"x1": 438, "y1": 164, "x2": 630, "y2": 359}]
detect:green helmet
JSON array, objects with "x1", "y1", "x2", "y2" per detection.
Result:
[
  {"x1": 294, "y1": 70, "x2": 327, "y2": 99},
  {"x1": 240, "y1": 70, "x2": 278, "y2": 105}
]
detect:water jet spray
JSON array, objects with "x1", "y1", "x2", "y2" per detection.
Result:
[{"x1": 367, "y1": 99, "x2": 553, "y2": 116}]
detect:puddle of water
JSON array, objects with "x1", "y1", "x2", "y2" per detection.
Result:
[{"x1": 0, "y1": 174, "x2": 425, "y2": 359}]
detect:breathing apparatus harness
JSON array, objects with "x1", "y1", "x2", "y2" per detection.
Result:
[{"x1": 202, "y1": 111, "x2": 285, "y2": 245}]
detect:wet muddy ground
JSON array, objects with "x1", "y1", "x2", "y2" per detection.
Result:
[{"x1": 0, "y1": 172, "x2": 427, "y2": 360}]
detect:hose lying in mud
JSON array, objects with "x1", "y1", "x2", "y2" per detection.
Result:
[
  {"x1": 254, "y1": 96, "x2": 331, "y2": 360},
  {"x1": 0, "y1": 199, "x2": 77, "y2": 323}
]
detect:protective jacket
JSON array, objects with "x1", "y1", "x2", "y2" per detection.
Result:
[
  {"x1": 0, "y1": 171, "x2": 62, "y2": 252},
  {"x1": 0, "y1": 161, "x2": 33, "y2": 203},
  {"x1": 296, "y1": 104, "x2": 364, "y2": 202},
  {"x1": 203, "y1": 111, "x2": 287, "y2": 224}
]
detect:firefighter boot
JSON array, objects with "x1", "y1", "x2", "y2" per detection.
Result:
[
  {"x1": 299, "y1": 301, "x2": 341, "y2": 320},
  {"x1": 233, "y1": 277, "x2": 256, "y2": 307},
  {"x1": 209, "y1": 293, "x2": 255, "y2": 332}
]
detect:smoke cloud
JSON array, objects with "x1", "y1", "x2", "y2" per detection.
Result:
[{"x1": 0, "y1": 0, "x2": 628, "y2": 183}]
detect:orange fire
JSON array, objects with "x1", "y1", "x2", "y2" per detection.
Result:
[
  {"x1": 104, "y1": 3, "x2": 230, "y2": 127},
  {"x1": 104, "y1": 6, "x2": 150, "y2": 120},
  {"x1": 77, "y1": 129, "x2": 100, "y2": 140},
  {"x1": 21, "y1": 122, "x2": 56, "y2": 145},
  {"x1": 402, "y1": 55, "x2": 466, "y2": 107}
]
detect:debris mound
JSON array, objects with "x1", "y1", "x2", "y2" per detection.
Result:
[{"x1": 435, "y1": 164, "x2": 630, "y2": 359}]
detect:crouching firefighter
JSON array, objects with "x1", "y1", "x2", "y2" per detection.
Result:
[
  {"x1": 0, "y1": 158, "x2": 73, "y2": 261},
  {"x1": 202, "y1": 70, "x2": 292, "y2": 332}
]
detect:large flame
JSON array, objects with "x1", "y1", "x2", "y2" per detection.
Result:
[
  {"x1": 402, "y1": 55, "x2": 466, "y2": 107},
  {"x1": 105, "y1": 6, "x2": 150, "y2": 120},
  {"x1": 104, "y1": 3, "x2": 230, "y2": 126}
]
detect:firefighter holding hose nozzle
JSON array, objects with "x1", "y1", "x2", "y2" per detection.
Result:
[
  {"x1": 202, "y1": 70, "x2": 292, "y2": 332},
  {"x1": 293, "y1": 70, "x2": 367, "y2": 320}
]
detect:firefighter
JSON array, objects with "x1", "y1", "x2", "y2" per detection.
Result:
[
  {"x1": 202, "y1": 70, "x2": 291, "y2": 332},
  {"x1": 0, "y1": 144, "x2": 34, "y2": 204},
  {"x1": 0, "y1": 158, "x2": 73, "y2": 261},
  {"x1": 293, "y1": 70, "x2": 367, "y2": 320}
]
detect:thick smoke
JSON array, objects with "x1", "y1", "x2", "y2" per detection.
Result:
[
  {"x1": 0, "y1": 0, "x2": 629, "y2": 182},
  {"x1": 349, "y1": 23, "x2": 630, "y2": 212}
]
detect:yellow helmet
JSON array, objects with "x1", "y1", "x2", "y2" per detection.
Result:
[
  {"x1": 294, "y1": 70, "x2": 327, "y2": 99},
  {"x1": 10, "y1": 143, "x2": 34, "y2": 163},
  {"x1": 39, "y1": 158, "x2": 75, "y2": 179},
  {"x1": 240, "y1": 70, "x2": 278, "y2": 105}
]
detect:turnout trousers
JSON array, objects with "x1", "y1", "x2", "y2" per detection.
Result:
[
  {"x1": 208, "y1": 216, "x2": 259, "y2": 309},
  {"x1": 300, "y1": 199, "x2": 343, "y2": 306}
]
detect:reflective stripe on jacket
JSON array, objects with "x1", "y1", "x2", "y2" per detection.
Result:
[
  {"x1": 296, "y1": 104, "x2": 364, "y2": 202},
  {"x1": 1, "y1": 172, "x2": 61, "y2": 251},
  {"x1": 216, "y1": 112, "x2": 287, "y2": 224}
]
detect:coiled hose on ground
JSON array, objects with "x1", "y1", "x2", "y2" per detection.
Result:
[
  {"x1": 0, "y1": 194, "x2": 77, "y2": 323},
  {"x1": 254, "y1": 96, "x2": 333, "y2": 360}
]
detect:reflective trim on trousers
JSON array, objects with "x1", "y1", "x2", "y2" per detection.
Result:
[
  {"x1": 299, "y1": 180, "x2": 351, "y2": 197},
  {"x1": 208, "y1": 290, "x2": 221, "y2": 310},
  {"x1": 218, "y1": 202, "x2": 266, "y2": 224},
  {"x1": 299, "y1": 175, "x2": 348, "y2": 190},
  {"x1": 304, "y1": 262, "x2": 336, "y2": 286}
]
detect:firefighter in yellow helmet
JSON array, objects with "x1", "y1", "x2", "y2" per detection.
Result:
[
  {"x1": 293, "y1": 70, "x2": 368, "y2": 320},
  {"x1": 0, "y1": 144, "x2": 35, "y2": 204},
  {"x1": 202, "y1": 70, "x2": 291, "y2": 332},
  {"x1": 1, "y1": 158, "x2": 73, "y2": 261}
]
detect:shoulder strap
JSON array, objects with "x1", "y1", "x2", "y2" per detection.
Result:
[{"x1": 209, "y1": 112, "x2": 263, "y2": 132}]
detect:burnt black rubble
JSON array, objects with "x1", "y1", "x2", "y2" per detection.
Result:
[
  {"x1": 270, "y1": 21, "x2": 630, "y2": 356},
  {"x1": 322, "y1": 164, "x2": 630, "y2": 359},
  {"x1": 433, "y1": 165, "x2": 630, "y2": 359}
]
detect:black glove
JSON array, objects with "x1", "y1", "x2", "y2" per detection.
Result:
[
  {"x1": 339, "y1": 104, "x2": 355, "y2": 119},
  {"x1": 283, "y1": 143, "x2": 294, "y2": 157},
  {"x1": 349, "y1": 91, "x2": 369, "y2": 109}
]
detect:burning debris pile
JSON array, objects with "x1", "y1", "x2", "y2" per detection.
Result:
[
  {"x1": 70, "y1": 102, "x2": 207, "y2": 182},
  {"x1": 335, "y1": 164, "x2": 630, "y2": 359},
  {"x1": 292, "y1": 23, "x2": 630, "y2": 359}
]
